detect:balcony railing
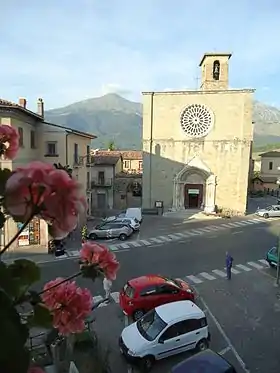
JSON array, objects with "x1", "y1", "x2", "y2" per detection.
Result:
[{"x1": 91, "y1": 178, "x2": 112, "y2": 187}]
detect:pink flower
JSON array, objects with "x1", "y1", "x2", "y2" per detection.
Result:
[
  {"x1": 4, "y1": 161, "x2": 87, "y2": 238},
  {"x1": 80, "y1": 242, "x2": 120, "y2": 280},
  {"x1": 0, "y1": 124, "x2": 19, "y2": 159},
  {"x1": 42, "y1": 278, "x2": 93, "y2": 335}
]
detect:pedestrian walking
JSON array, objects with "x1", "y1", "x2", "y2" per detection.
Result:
[
  {"x1": 226, "y1": 251, "x2": 234, "y2": 280},
  {"x1": 103, "y1": 277, "x2": 113, "y2": 301}
]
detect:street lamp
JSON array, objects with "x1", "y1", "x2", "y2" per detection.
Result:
[{"x1": 275, "y1": 167, "x2": 280, "y2": 286}]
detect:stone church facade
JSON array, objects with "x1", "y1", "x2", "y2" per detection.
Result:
[{"x1": 142, "y1": 53, "x2": 254, "y2": 215}]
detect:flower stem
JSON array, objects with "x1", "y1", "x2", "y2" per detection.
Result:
[
  {"x1": 38, "y1": 271, "x2": 81, "y2": 295},
  {"x1": 0, "y1": 216, "x2": 34, "y2": 257}
]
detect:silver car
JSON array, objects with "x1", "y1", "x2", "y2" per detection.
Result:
[
  {"x1": 88, "y1": 222, "x2": 133, "y2": 241},
  {"x1": 255, "y1": 205, "x2": 280, "y2": 218},
  {"x1": 101, "y1": 217, "x2": 140, "y2": 231}
]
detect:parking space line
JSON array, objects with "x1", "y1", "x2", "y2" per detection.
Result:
[
  {"x1": 218, "y1": 346, "x2": 231, "y2": 356},
  {"x1": 196, "y1": 290, "x2": 250, "y2": 373}
]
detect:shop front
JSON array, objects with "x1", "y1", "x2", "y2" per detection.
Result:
[{"x1": 17, "y1": 217, "x2": 44, "y2": 247}]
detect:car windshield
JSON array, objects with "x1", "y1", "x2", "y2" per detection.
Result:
[
  {"x1": 161, "y1": 276, "x2": 182, "y2": 288},
  {"x1": 136, "y1": 309, "x2": 167, "y2": 341},
  {"x1": 266, "y1": 206, "x2": 273, "y2": 211}
]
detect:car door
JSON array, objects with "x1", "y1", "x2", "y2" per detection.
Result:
[
  {"x1": 275, "y1": 206, "x2": 280, "y2": 217},
  {"x1": 156, "y1": 284, "x2": 181, "y2": 305},
  {"x1": 138, "y1": 286, "x2": 160, "y2": 312},
  {"x1": 108, "y1": 223, "x2": 120, "y2": 238},
  {"x1": 176, "y1": 318, "x2": 207, "y2": 353},
  {"x1": 269, "y1": 206, "x2": 278, "y2": 217},
  {"x1": 153, "y1": 322, "x2": 188, "y2": 359}
]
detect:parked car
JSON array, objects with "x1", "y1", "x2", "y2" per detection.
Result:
[
  {"x1": 266, "y1": 246, "x2": 279, "y2": 267},
  {"x1": 88, "y1": 222, "x2": 133, "y2": 241},
  {"x1": 119, "y1": 300, "x2": 210, "y2": 371},
  {"x1": 101, "y1": 217, "x2": 140, "y2": 231},
  {"x1": 119, "y1": 275, "x2": 196, "y2": 320},
  {"x1": 255, "y1": 205, "x2": 280, "y2": 218},
  {"x1": 171, "y1": 349, "x2": 237, "y2": 373},
  {"x1": 125, "y1": 207, "x2": 142, "y2": 223}
]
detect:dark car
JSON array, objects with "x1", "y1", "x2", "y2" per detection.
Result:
[{"x1": 171, "y1": 349, "x2": 237, "y2": 373}]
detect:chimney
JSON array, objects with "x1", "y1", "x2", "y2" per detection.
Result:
[
  {"x1": 37, "y1": 98, "x2": 44, "y2": 118},
  {"x1": 18, "y1": 98, "x2": 27, "y2": 108}
]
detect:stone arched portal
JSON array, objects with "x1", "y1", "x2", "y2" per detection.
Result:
[{"x1": 172, "y1": 158, "x2": 217, "y2": 213}]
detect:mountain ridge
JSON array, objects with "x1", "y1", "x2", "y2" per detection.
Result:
[{"x1": 45, "y1": 93, "x2": 280, "y2": 150}]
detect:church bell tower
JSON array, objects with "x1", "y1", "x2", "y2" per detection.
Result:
[{"x1": 199, "y1": 52, "x2": 232, "y2": 91}]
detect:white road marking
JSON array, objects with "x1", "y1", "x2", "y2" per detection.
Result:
[
  {"x1": 247, "y1": 261, "x2": 264, "y2": 270},
  {"x1": 191, "y1": 229, "x2": 204, "y2": 234},
  {"x1": 173, "y1": 233, "x2": 186, "y2": 238},
  {"x1": 139, "y1": 240, "x2": 152, "y2": 245},
  {"x1": 221, "y1": 224, "x2": 231, "y2": 228},
  {"x1": 198, "y1": 228, "x2": 214, "y2": 232},
  {"x1": 119, "y1": 243, "x2": 130, "y2": 249},
  {"x1": 233, "y1": 222, "x2": 247, "y2": 226},
  {"x1": 186, "y1": 275, "x2": 203, "y2": 284},
  {"x1": 196, "y1": 292, "x2": 250, "y2": 373},
  {"x1": 151, "y1": 237, "x2": 164, "y2": 243},
  {"x1": 199, "y1": 272, "x2": 216, "y2": 280},
  {"x1": 242, "y1": 221, "x2": 254, "y2": 225},
  {"x1": 212, "y1": 269, "x2": 227, "y2": 278},
  {"x1": 258, "y1": 259, "x2": 269, "y2": 266},
  {"x1": 110, "y1": 292, "x2": 120, "y2": 303},
  {"x1": 227, "y1": 223, "x2": 240, "y2": 227},
  {"x1": 218, "y1": 346, "x2": 231, "y2": 356},
  {"x1": 130, "y1": 241, "x2": 141, "y2": 247},
  {"x1": 232, "y1": 231, "x2": 243, "y2": 235},
  {"x1": 225, "y1": 267, "x2": 240, "y2": 274},
  {"x1": 168, "y1": 234, "x2": 181, "y2": 239},
  {"x1": 56, "y1": 254, "x2": 68, "y2": 259},
  {"x1": 236, "y1": 264, "x2": 252, "y2": 272},
  {"x1": 186, "y1": 231, "x2": 200, "y2": 236},
  {"x1": 108, "y1": 245, "x2": 119, "y2": 251},
  {"x1": 158, "y1": 236, "x2": 172, "y2": 241},
  {"x1": 93, "y1": 295, "x2": 103, "y2": 303},
  {"x1": 67, "y1": 250, "x2": 79, "y2": 257}
]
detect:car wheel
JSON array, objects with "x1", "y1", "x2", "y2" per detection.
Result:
[
  {"x1": 89, "y1": 233, "x2": 97, "y2": 240},
  {"x1": 133, "y1": 309, "x2": 145, "y2": 320},
  {"x1": 196, "y1": 338, "x2": 209, "y2": 352},
  {"x1": 264, "y1": 213, "x2": 269, "y2": 219},
  {"x1": 119, "y1": 233, "x2": 127, "y2": 241},
  {"x1": 140, "y1": 355, "x2": 154, "y2": 372}
]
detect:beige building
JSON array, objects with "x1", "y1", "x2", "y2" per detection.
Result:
[
  {"x1": 0, "y1": 97, "x2": 95, "y2": 250},
  {"x1": 90, "y1": 152, "x2": 123, "y2": 210},
  {"x1": 142, "y1": 52, "x2": 254, "y2": 215},
  {"x1": 121, "y1": 151, "x2": 143, "y2": 173},
  {"x1": 257, "y1": 151, "x2": 280, "y2": 189}
]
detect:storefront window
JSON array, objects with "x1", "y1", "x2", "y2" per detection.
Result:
[{"x1": 18, "y1": 218, "x2": 40, "y2": 246}]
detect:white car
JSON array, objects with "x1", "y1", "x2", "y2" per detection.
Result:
[
  {"x1": 255, "y1": 205, "x2": 280, "y2": 218},
  {"x1": 119, "y1": 300, "x2": 210, "y2": 371}
]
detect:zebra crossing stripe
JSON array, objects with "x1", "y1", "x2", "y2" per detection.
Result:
[
  {"x1": 67, "y1": 250, "x2": 80, "y2": 257},
  {"x1": 186, "y1": 275, "x2": 203, "y2": 284},
  {"x1": 151, "y1": 237, "x2": 164, "y2": 243},
  {"x1": 236, "y1": 264, "x2": 251, "y2": 271},
  {"x1": 158, "y1": 236, "x2": 172, "y2": 241},
  {"x1": 247, "y1": 261, "x2": 264, "y2": 270},
  {"x1": 173, "y1": 233, "x2": 186, "y2": 238},
  {"x1": 119, "y1": 243, "x2": 130, "y2": 249},
  {"x1": 224, "y1": 267, "x2": 240, "y2": 274},
  {"x1": 221, "y1": 224, "x2": 231, "y2": 228},
  {"x1": 242, "y1": 221, "x2": 254, "y2": 225},
  {"x1": 108, "y1": 245, "x2": 119, "y2": 251},
  {"x1": 212, "y1": 269, "x2": 227, "y2": 278},
  {"x1": 130, "y1": 241, "x2": 141, "y2": 247},
  {"x1": 110, "y1": 292, "x2": 120, "y2": 303},
  {"x1": 168, "y1": 234, "x2": 181, "y2": 239},
  {"x1": 199, "y1": 272, "x2": 216, "y2": 280},
  {"x1": 139, "y1": 240, "x2": 152, "y2": 245},
  {"x1": 233, "y1": 222, "x2": 247, "y2": 226},
  {"x1": 191, "y1": 230, "x2": 204, "y2": 234},
  {"x1": 93, "y1": 295, "x2": 103, "y2": 304},
  {"x1": 258, "y1": 259, "x2": 269, "y2": 266}
]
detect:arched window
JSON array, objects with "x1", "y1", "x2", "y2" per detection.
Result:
[{"x1": 213, "y1": 60, "x2": 220, "y2": 80}]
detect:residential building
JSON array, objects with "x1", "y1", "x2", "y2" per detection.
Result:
[
  {"x1": 142, "y1": 52, "x2": 254, "y2": 215},
  {"x1": 90, "y1": 152, "x2": 123, "y2": 211},
  {"x1": 0, "y1": 97, "x2": 96, "y2": 251},
  {"x1": 258, "y1": 151, "x2": 280, "y2": 189}
]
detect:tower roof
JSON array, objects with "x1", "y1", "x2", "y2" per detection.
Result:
[{"x1": 199, "y1": 53, "x2": 232, "y2": 66}]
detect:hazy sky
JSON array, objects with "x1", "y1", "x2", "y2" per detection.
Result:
[{"x1": 1, "y1": 0, "x2": 280, "y2": 110}]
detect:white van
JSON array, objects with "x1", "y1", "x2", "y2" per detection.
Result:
[
  {"x1": 119, "y1": 300, "x2": 210, "y2": 371},
  {"x1": 125, "y1": 207, "x2": 142, "y2": 223}
]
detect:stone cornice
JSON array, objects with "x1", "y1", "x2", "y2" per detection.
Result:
[{"x1": 142, "y1": 88, "x2": 255, "y2": 95}]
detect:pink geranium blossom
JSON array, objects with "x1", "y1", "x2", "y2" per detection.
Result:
[
  {"x1": 80, "y1": 242, "x2": 120, "y2": 280},
  {"x1": 4, "y1": 161, "x2": 87, "y2": 238},
  {"x1": 0, "y1": 124, "x2": 19, "y2": 159},
  {"x1": 42, "y1": 278, "x2": 93, "y2": 335}
]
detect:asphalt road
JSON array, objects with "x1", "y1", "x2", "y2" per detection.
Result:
[{"x1": 33, "y1": 221, "x2": 280, "y2": 373}]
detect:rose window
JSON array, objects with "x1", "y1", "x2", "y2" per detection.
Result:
[{"x1": 180, "y1": 104, "x2": 214, "y2": 138}]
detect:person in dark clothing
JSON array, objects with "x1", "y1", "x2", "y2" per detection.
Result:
[{"x1": 226, "y1": 252, "x2": 234, "y2": 280}]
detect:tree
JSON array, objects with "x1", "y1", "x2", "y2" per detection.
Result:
[{"x1": 107, "y1": 141, "x2": 115, "y2": 151}]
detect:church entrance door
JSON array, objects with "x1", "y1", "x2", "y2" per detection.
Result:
[{"x1": 184, "y1": 184, "x2": 203, "y2": 209}]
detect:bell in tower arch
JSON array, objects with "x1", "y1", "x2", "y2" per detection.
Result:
[{"x1": 213, "y1": 60, "x2": 220, "y2": 80}]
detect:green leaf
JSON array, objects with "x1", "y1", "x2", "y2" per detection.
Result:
[
  {"x1": 8, "y1": 258, "x2": 41, "y2": 286},
  {"x1": 0, "y1": 289, "x2": 29, "y2": 362},
  {"x1": 31, "y1": 303, "x2": 53, "y2": 328},
  {"x1": 0, "y1": 261, "x2": 19, "y2": 298},
  {"x1": 0, "y1": 211, "x2": 6, "y2": 229},
  {"x1": 0, "y1": 168, "x2": 12, "y2": 196},
  {"x1": 0, "y1": 346, "x2": 30, "y2": 373}
]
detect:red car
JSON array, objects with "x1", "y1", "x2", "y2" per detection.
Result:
[{"x1": 119, "y1": 275, "x2": 196, "y2": 320}]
